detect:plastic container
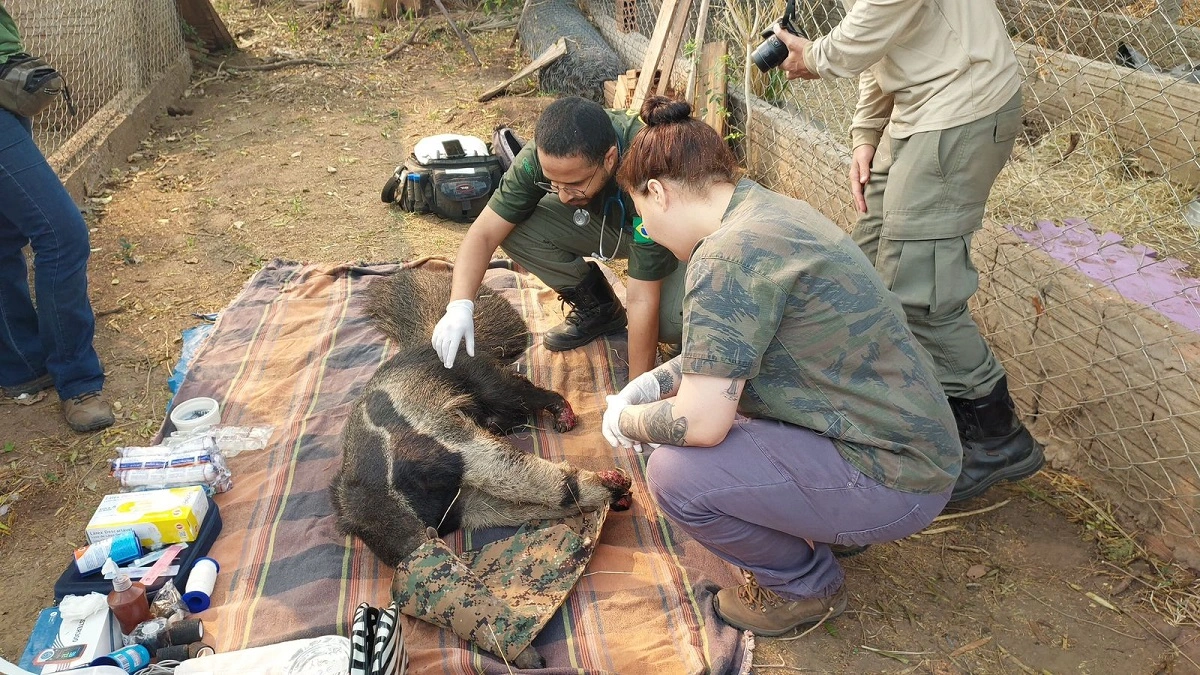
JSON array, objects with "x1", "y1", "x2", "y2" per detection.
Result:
[
  {"x1": 75, "y1": 530, "x2": 142, "y2": 575},
  {"x1": 107, "y1": 574, "x2": 153, "y2": 635},
  {"x1": 169, "y1": 397, "x2": 221, "y2": 433},
  {"x1": 55, "y1": 497, "x2": 223, "y2": 601}
]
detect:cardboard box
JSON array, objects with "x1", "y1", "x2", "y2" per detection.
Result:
[
  {"x1": 86, "y1": 486, "x2": 209, "y2": 547},
  {"x1": 18, "y1": 602, "x2": 121, "y2": 673}
]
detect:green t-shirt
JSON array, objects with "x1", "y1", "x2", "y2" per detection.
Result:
[
  {"x1": 487, "y1": 109, "x2": 677, "y2": 281},
  {"x1": 0, "y1": 5, "x2": 23, "y2": 64},
  {"x1": 680, "y1": 179, "x2": 961, "y2": 494}
]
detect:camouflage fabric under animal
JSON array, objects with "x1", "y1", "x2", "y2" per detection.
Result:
[{"x1": 332, "y1": 263, "x2": 633, "y2": 668}]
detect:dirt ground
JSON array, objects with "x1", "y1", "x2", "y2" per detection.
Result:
[{"x1": 2, "y1": 2, "x2": 1199, "y2": 672}]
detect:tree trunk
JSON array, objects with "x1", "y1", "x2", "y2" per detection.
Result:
[{"x1": 349, "y1": 0, "x2": 386, "y2": 19}]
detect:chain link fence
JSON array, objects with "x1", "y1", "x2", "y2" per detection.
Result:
[
  {"x1": 5, "y1": 0, "x2": 188, "y2": 177},
  {"x1": 583, "y1": 0, "x2": 1200, "y2": 568}
]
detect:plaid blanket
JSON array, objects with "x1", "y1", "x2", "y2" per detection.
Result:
[{"x1": 173, "y1": 258, "x2": 753, "y2": 674}]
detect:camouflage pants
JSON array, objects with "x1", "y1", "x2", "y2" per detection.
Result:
[
  {"x1": 852, "y1": 92, "x2": 1022, "y2": 400},
  {"x1": 499, "y1": 193, "x2": 686, "y2": 344}
]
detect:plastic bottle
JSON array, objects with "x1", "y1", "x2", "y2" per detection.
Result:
[{"x1": 107, "y1": 572, "x2": 153, "y2": 635}]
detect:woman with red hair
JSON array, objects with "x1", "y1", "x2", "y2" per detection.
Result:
[{"x1": 602, "y1": 96, "x2": 962, "y2": 637}]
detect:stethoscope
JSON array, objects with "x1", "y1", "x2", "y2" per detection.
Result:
[
  {"x1": 570, "y1": 136, "x2": 626, "y2": 262},
  {"x1": 572, "y1": 194, "x2": 626, "y2": 262}
]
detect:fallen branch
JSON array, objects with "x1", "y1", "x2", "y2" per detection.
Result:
[
  {"x1": 1018, "y1": 587, "x2": 1145, "y2": 640},
  {"x1": 191, "y1": 53, "x2": 355, "y2": 71},
  {"x1": 383, "y1": 17, "x2": 428, "y2": 59},
  {"x1": 859, "y1": 645, "x2": 931, "y2": 665},
  {"x1": 478, "y1": 38, "x2": 567, "y2": 102},
  {"x1": 932, "y1": 498, "x2": 1011, "y2": 523},
  {"x1": 509, "y1": 0, "x2": 533, "y2": 48},
  {"x1": 431, "y1": 0, "x2": 482, "y2": 68},
  {"x1": 947, "y1": 635, "x2": 992, "y2": 658},
  {"x1": 996, "y1": 646, "x2": 1039, "y2": 675}
]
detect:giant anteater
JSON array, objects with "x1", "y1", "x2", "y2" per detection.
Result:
[{"x1": 332, "y1": 264, "x2": 633, "y2": 570}]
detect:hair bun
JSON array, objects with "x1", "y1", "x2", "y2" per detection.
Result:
[{"x1": 640, "y1": 96, "x2": 693, "y2": 126}]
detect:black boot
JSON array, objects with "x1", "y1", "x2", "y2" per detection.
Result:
[
  {"x1": 543, "y1": 261, "x2": 628, "y2": 352},
  {"x1": 949, "y1": 376, "x2": 1045, "y2": 502}
]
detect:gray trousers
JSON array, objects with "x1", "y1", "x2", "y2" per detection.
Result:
[
  {"x1": 499, "y1": 193, "x2": 685, "y2": 344},
  {"x1": 852, "y1": 93, "x2": 1022, "y2": 400},
  {"x1": 647, "y1": 417, "x2": 951, "y2": 600}
]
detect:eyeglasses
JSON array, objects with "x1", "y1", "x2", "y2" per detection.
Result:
[{"x1": 536, "y1": 161, "x2": 603, "y2": 199}]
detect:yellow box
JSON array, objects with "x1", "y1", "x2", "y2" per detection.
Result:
[{"x1": 85, "y1": 486, "x2": 209, "y2": 547}]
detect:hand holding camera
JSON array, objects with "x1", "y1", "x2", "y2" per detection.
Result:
[{"x1": 750, "y1": 0, "x2": 818, "y2": 80}]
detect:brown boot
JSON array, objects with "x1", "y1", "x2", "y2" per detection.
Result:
[
  {"x1": 62, "y1": 391, "x2": 115, "y2": 432},
  {"x1": 714, "y1": 575, "x2": 847, "y2": 636},
  {"x1": 2, "y1": 373, "x2": 54, "y2": 398}
]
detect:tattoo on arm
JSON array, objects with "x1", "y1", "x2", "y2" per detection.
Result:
[
  {"x1": 652, "y1": 358, "x2": 684, "y2": 398},
  {"x1": 721, "y1": 379, "x2": 739, "y2": 402},
  {"x1": 620, "y1": 401, "x2": 688, "y2": 446}
]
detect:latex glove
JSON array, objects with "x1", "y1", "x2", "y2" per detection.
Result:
[
  {"x1": 602, "y1": 395, "x2": 638, "y2": 450},
  {"x1": 619, "y1": 370, "x2": 664, "y2": 406},
  {"x1": 602, "y1": 395, "x2": 661, "y2": 454},
  {"x1": 431, "y1": 299, "x2": 475, "y2": 368}
]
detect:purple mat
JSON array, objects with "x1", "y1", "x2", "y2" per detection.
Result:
[{"x1": 1008, "y1": 218, "x2": 1200, "y2": 333}]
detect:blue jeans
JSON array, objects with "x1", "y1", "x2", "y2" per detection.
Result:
[
  {"x1": 647, "y1": 417, "x2": 952, "y2": 600},
  {"x1": 0, "y1": 109, "x2": 103, "y2": 399}
]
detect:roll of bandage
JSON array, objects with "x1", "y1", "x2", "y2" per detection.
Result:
[
  {"x1": 182, "y1": 557, "x2": 219, "y2": 613},
  {"x1": 166, "y1": 618, "x2": 204, "y2": 646}
]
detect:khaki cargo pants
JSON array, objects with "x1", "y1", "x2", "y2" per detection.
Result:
[
  {"x1": 852, "y1": 92, "x2": 1022, "y2": 400},
  {"x1": 500, "y1": 193, "x2": 686, "y2": 344}
]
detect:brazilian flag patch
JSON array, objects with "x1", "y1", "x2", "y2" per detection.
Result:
[{"x1": 632, "y1": 216, "x2": 653, "y2": 244}]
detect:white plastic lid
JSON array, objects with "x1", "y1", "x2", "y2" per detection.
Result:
[{"x1": 413, "y1": 134, "x2": 489, "y2": 164}]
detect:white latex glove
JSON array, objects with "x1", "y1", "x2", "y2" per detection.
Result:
[
  {"x1": 620, "y1": 370, "x2": 664, "y2": 405},
  {"x1": 602, "y1": 395, "x2": 637, "y2": 450},
  {"x1": 602, "y1": 394, "x2": 661, "y2": 454},
  {"x1": 431, "y1": 299, "x2": 475, "y2": 368}
]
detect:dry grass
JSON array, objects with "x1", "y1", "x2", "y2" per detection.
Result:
[
  {"x1": 989, "y1": 113, "x2": 1199, "y2": 273},
  {"x1": 1021, "y1": 471, "x2": 1200, "y2": 633},
  {"x1": 1122, "y1": 0, "x2": 1200, "y2": 24}
]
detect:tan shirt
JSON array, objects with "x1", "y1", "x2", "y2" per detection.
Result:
[{"x1": 803, "y1": 0, "x2": 1020, "y2": 149}]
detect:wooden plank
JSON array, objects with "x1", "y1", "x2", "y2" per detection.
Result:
[
  {"x1": 655, "y1": 0, "x2": 695, "y2": 96},
  {"x1": 619, "y1": 69, "x2": 638, "y2": 109},
  {"x1": 629, "y1": 0, "x2": 681, "y2": 112},
  {"x1": 695, "y1": 40, "x2": 727, "y2": 137},
  {"x1": 174, "y1": 0, "x2": 236, "y2": 53},
  {"x1": 477, "y1": 38, "x2": 567, "y2": 102},
  {"x1": 684, "y1": 0, "x2": 713, "y2": 102},
  {"x1": 604, "y1": 80, "x2": 617, "y2": 107}
]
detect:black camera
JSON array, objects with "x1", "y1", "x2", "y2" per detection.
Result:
[{"x1": 751, "y1": 18, "x2": 804, "y2": 73}]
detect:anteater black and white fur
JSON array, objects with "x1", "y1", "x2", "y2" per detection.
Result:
[{"x1": 332, "y1": 265, "x2": 633, "y2": 570}]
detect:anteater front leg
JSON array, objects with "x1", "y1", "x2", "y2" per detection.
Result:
[
  {"x1": 456, "y1": 487, "x2": 605, "y2": 529},
  {"x1": 457, "y1": 433, "x2": 631, "y2": 512}
]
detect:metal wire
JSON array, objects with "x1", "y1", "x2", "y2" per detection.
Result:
[
  {"x1": 587, "y1": 0, "x2": 1200, "y2": 564},
  {"x1": 6, "y1": 0, "x2": 186, "y2": 160}
]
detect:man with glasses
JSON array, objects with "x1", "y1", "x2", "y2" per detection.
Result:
[{"x1": 432, "y1": 96, "x2": 685, "y2": 379}]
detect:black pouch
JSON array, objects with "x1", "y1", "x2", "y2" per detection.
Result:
[{"x1": 0, "y1": 53, "x2": 74, "y2": 118}]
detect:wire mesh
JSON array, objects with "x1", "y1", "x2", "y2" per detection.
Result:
[
  {"x1": 585, "y1": 0, "x2": 1200, "y2": 566},
  {"x1": 5, "y1": 0, "x2": 186, "y2": 161}
]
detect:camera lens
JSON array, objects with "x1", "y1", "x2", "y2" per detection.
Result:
[{"x1": 751, "y1": 35, "x2": 789, "y2": 72}]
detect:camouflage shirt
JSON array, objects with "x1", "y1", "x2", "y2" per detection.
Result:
[
  {"x1": 486, "y1": 109, "x2": 677, "y2": 281},
  {"x1": 680, "y1": 180, "x2": 961, "y2": 494}
]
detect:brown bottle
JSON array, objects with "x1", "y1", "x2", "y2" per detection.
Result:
[{"x1": 107, "y1": 572, "x2": 153, "y2": 634}]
